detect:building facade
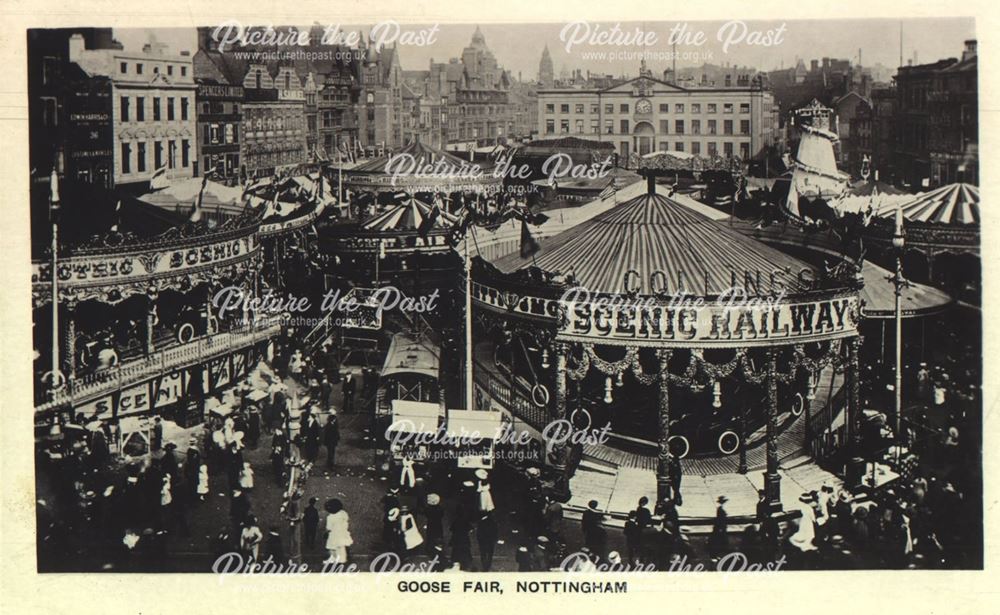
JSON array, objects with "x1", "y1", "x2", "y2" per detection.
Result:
[
  {"x1": 537, "y1": 71, "x2": 778, "y2": 161},
  {"x1": 69, "y1": 35, "x2": 197, "y2": 188},
  {"x1": 894, "y1": 40, "x2": 978, "y2": 188},
  {"x1": 241, "y1": 64, "x2": 309, "y2": 176},
  {"x1": 834, "y1": 91, "x2": 873, "y2": 176},
  {"x1": 194, "y1": 81, "x2": 243, "y2": 182}
]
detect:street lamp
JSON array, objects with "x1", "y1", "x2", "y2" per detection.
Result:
[{"x1": 892, "y1": 206, "x2": 905, "y2": 455}]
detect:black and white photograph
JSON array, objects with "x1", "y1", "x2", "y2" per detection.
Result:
[{"x1": 17, "y1": 8, "x2": 986, "y2": 586}]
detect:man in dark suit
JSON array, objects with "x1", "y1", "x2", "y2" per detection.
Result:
[
  {"x1": 342, "y1": 373, "x2": 356, "y2": 413},
  {"x1": 323, "y1": 414, "x2": 340, "y2": 470}
]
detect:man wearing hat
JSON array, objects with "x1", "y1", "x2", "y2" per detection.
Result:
[
  {"x1": 382, "y1": 487, "x2": 401, "y2": 547},
  {"x1": 323, "y1": 413, "x2": 340, "y2": 471},
  {"x1": 476, "y1": 511, "x2": 499, "y2": 571},
  {"x1": 425, "y1": 493, "x2": 444, "y2": 553},
  {"x1": 709, "y1": 496, "x2": 729, "y2": 559}
]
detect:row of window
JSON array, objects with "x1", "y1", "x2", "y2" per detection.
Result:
[
  {"x1": 545, "y1": 102, "x2": 751, "y2": 115},
  {"x1": 119, "y1": 61, "x2": 188, "y2": 79},
  {"x1": 545, "y1": 118, "x2": 751, "y2": 136},
  {"x1": 614, "y1": 141, "x2": 748, "y2": 157},
  {"x1": 120, "y1": 95, "x2": 191, "y2": 123},
  {"x1": 120, "y1": 139, "x2": 191, "y2": 175}
]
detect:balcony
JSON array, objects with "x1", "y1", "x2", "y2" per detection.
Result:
[{"x1": 35, "y1": 317, "x2": 283, "y2": 414}]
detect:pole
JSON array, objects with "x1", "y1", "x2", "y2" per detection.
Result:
[
  {"x1": 49, "y1": 168, "x2": 62, "y2": 392},
  {"x1": 464, "y1": 234, "x2": 474, "y2": 411},
  {"x1": 894, "y1": 249, "x2": 903, "y2": 452}
]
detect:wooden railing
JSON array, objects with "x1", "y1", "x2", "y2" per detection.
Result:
[{"x1": 36, "y1": 317, "x2": 283, "y2": 413}]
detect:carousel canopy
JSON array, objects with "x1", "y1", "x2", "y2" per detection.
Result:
[
  {"x1": 876, "y1": 183, "x2": 980, "y2": 225},
  {"x1": 136, "y1": 178, "x2": 246, "y2": 215},
  {"x1": 492, "y1": 186, "x2": 819, "y2": 296},
  {"x1": 860, "y1": 261, "x2": 952, "y2": 318},
  {"x1": 360, "y1": 196, "x2": 458, "y2": 233},
  {"x1": 344, "y1": 139, "x2": 499, "y2": 191}
]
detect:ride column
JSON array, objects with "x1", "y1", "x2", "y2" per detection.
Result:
[
  {"x1": 846, "y1": 336, "x2": 862, "y2": 450},
  {"x1": 764, "y1": 348, "x2": 782, "y2": 512},
  {"x1": 655, "y1": 348, "x2": 673, "y2": 505},
  {"x1": 550, "y1": 342, "x2": 571, "y2": 501},
  {"x1": 145, "y1": 288, "x2": 159, "y2": 355},
  {"x1": 62, "y1": 299, "x2": 77, "y2": 381}
]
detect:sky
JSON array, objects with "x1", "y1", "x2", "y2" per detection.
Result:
[{"x1": 115, "y1": 18, "x2": 976, "y2": 81}]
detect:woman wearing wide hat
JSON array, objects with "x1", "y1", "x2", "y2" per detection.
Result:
[{"x1": 324, "y1": 498, "x2": 353, "y2": 565}]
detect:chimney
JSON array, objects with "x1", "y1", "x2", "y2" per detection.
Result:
[
  {"x1": 68, "y1": 33, "x2": 86, "y2": 62},
  {"x1": 963, "y1": 39, "x2": 977, "y2": 61},
  {"x1": 810, "y1": 59, "x2": 819, "y2": 72}
]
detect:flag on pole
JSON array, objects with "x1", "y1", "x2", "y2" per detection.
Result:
[
  {"x1": 519, "y1": 218, "x2": 540, "y2": 259},
  {"x1": 417, "y1": 201, "x2": 440, "y2": 238},
  {"x1": 110, "y1": 200, "x2": 122, "y2": 232},
  {"x1": 150, "y1": 165, "x2": 170, "y2": 190}
]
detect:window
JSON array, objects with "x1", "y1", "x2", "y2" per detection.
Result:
[
  {"x1": 620, "y1": 119, "x2": 629, "y2": 133},
  {"x1": 181, "y1": 98, "x2": 189, "y2": 121},
  {"x1": 136, "y1": 97, "x2": 145, "y2": 121},
  {"x1": 560, "y1": 119, "x2": 569, "y2": 133},
  {"x1": 137, "y1": 142, "x2": 146, "y2": 172},
  {"x1": 575, "y1": 104, "x2": 584, "y2": 114},
  {"x1": 675, "y1": 119, "x2": 684, "y2": 134},
  {"x1": 675, "y1": 142, "x2": 684, "y2": 152},
  {"x1": 182, "y1": 139, "x2": 190, "y2": 167},
  {"x1": 546, "y1": 104, "x2": 555, "y2": 113},
  {"x1": 168, "y1": 139, "x2": 176, "y2": 168},
  {"x1": 121, "y1": 143, "x2": 131, "y2": 174},
  {"x1": 136, "y1": 63, "x2": 143, "y2": 75},
  {"x1": 659, "y1": 103, "x2": 669, "y2": 113},
  {"x1": 691, "y1": 142, "x2": 701, "y2": 155},
  {"x1": 120, "y1": 96, "x2": 130, "y2": 122},
  {"x1": 167, "y1": 97, "x2": 175, "y2": 121},
  {"x1": 575, "y1": 119, "x2": 584, "y2": 133},
  {"x1": 153, "y1": 66, "x2": 159, "y2": 74},
  {"x1": 740, "y1": 103, "x2": 750, "y2": 113},
  {"x1": 154, "y1": 141, "x2": 163, "y2": 168},
  {"x1": 120, "y1": 62, "x2": 128, "y2": 74},
  {"x1": 692, "y1": 103, "x2": 701, "y2": 113},
  {"x1": 225, "y1": 124, "x2": 234, "y2": 143},
  {"x1": 675, "y1": 104, "x2": 684, "y2": 113},
  {"x1": 692, "y1": 119, "x2": 701, "y2": 135},
  {"x1": 724, "y1": 142, "x2": 734, "y2": 156},
  {"x1": 167, "y1": 65, "x2": 173, "y2": 76},
  {"x1": 740, "y1": 120, "x2": 750, "y2": 135},
  {"x1": 560, "y1": 104, "x2": 569, "y2": 113},
  {"x1": 724, "y1": 103, "x2": 733, "y2": 114},
  {"x1": 659, "y1": 141, "x2": 670, "y2": 151},
  {"x1": 708, "y1": 119, "x2": 717, "y2": 135},
  {"x1": 181, "y1": 66, "x2": 187, "y2": 77},
  {"x1": 660, "y1": 120, "x2": 669, "y2": 134},
  {"x1": 590, "y1": 104, "x2": 599, "y2": 114},
  {"x1": 605, "y1": 104, "x2": 614, "y2": 114},
  {"x1": 153, "y1": 98, "x2": 161, "y2": 121},
  {"x1": 708, "y1": 142, "x2": 717, "y2": 156},
  {"x1": 590, "y1": 119, "x2": 599, "y2": 133},
  {"x1": 708, "y1": 103, "x2": 717, "y2": 113},
  {"x1": 740, "y1": 143, "x2": 750, "y2": 159},
  {"x1": 620, "y1": 103, "x2": 629, "y2": 113},
  {"x1": 605, "y1": 119, "x2": 613, "y2": 134},
  {"x1": 724, "y1": 120, "x2": 733, "y2": 135}
]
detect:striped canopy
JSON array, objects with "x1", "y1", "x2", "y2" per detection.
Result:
[
  {"x1": 360, "y1": 197, "x2": 457, "y2": 233},
  {"x1": 877, "y1": 183, "x2": 980, "y2": 225},
  {"x1": 860, "y1": 261, "x2": 952, "y2": 319},
  {"x1": 492, "y1": 188, "x2": 818, "y2": 297}
]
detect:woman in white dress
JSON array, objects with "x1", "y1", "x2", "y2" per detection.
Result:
[{"x1": 324, "y1": 498, "x2": 353, "y2": 564}]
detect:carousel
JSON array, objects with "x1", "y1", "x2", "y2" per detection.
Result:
[
  {"x1": 471, "y1": 171, "x2": 865, "y2": 510},
  {"x1": 864, "y1": 182, "x2": 980, "y2": 304}
]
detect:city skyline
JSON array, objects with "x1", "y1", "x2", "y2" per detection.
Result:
[{"x1": 115, "y1": 18, "x2": 976, "y2": 82}]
